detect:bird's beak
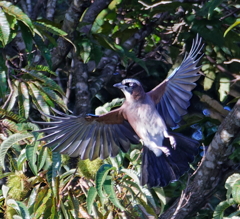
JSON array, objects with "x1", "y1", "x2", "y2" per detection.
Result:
[{"x1": 113, "y1": 83, "x2": 125, "y2": 89}]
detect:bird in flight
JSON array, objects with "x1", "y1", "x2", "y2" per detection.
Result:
[{"x1": 36, "y1": 35, "x2": 204, "y2": 187}]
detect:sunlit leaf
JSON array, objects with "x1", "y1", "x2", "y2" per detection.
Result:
[
  {"x1": 96, "y1": 164, "x2": 115, "y2": 205},
  {"x1": 7, "y1": 199, "x2": 31, "y2": 219},
  {"x1": 224, "y1": 18, "x2": 240, "y2": 37},
  {"x1": 27, "y1": 81, "x2": 50, "y2": 115},
  {"x1": 0, "y1": 1, "x2": 34, "y2": 34},
  {"x1": 0, "y1": 132, "x2": 33, "y2": 169},
  {"x1": 103, "y1": 177, "x2": 125, "y2": 211},
  {"x1": 0, "y1": 7, "x2": 10, "y2": 46},
  {"x1": 87, "y1": 186, "x2": 97, "y2": 214},
  {"x1": 26, "y1": 144, "x2": 38, "y2": 175}
]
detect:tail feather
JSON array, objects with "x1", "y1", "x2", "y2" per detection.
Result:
[{"x1": 141, "y1": 133, "x2": 199, "y2": 187}]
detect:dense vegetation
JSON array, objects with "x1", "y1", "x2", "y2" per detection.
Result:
[{"x1": 0, "y1": 0, "x2": 240, "y2": 218}]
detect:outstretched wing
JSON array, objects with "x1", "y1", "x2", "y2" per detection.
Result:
[
  {"x1": 35, "y1": 108, "x2": 139, "y2": 160},
  {"x1": 148, "y1": 35, "x2": 204, "y2": 127}
]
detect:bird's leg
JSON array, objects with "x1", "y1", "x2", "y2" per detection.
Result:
[
  {"x1": 164, "y1": 131, "x2": 176, "y2": 149},
  {"x1": 140, "y1": 139, "x2": 171, "y2": 156}
]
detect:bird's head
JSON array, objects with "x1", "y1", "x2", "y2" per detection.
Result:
[{"x1": 113, "y1": 79, "x2": 145, "y2": 101}]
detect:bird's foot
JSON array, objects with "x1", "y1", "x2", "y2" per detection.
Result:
[
  {"x1": 159, "y1": 146, "x2": 170, "y2": 156},
  {"x1": 169, "y1": 136, "x2": 176, "y2": 149},
  {"x1": 164, "y1": 131, "x2": 176, "y2": 149}
]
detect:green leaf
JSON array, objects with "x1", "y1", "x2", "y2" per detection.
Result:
[
  {"x1": 213, "y1": 198, "x2": 236, "y2": 219},
  {"x1": 218, "y1": 77, "x2": 230, "y2": 102},
  {"x1": 232, "y1": 181, "x2": 240, "y2": 204},
  {"x1": 40, "y1": 86, "x2": 67, "y2": 111},
  {"x1": 6, "y1": 80, "x2": 19, "y2": 111},
  {"x1": 27, "y1": 81, "x2": 50, "y2": 115},
  {"x1": 79, "y1": 39, "x2": 92, "y2": 63},
  {"x1": 7, "y1": 199, "x2": 31, "y2": 219},
  {"x1": 0, "y1": 1, "x2": 34, "y2": 34},
  {"x1": 26, "y1": 144, "x2": 38, "y2": 175},
  {"x1": 33, "y1": 186, "x2": 49, "y2": 214},
  {"x1": 16, "y1": 149, "x2": 27, "y2": 170},
  {"x1": 28, "y1": 65, "x2": 56, "y2": 76},
  {"x1": 47, "y1": 152, "x2": 61, "y2": 184},
  {"x1": 0, "y1": 132, "x2": 33, "y2": 169},
  {"x1": 95, "y1": 98, "x2": 124, "y2": 115},
  {"x1": 224, "y1": 18, "x2": 240, "y2": 37},
  {"x1": 225, "y1": 173, "x2": 240, "y2": 200},
  {"x1": 153, "y1": 187, "x2": 166, "y2": 214},
  {"x1": 27, "y1": 186, "x2": 38, "y2": 209},
  {"x1": 0, "y1": 7, "x2": 10, "y2": 46},
  {"x1": 0, "y1": 172, "x2": 12, "y2": 180},
  {"x1": 26, "y1": 70, "x2": 65, "y2": 96},
  {"x1": 0, "y1": 108, "x2": 26, "y2": 123},
  {"x1": 18, "y1": 82, "x2": 30, "y2": 119},
  {"x1": 37, "y1": 147, "x2": 48, "y2": 172},
  {"x1": 34, "y1": 20, "x2": 67, "y2": 36},
  {"x1": 96, "y1": 164, "x2": 115, "y2": 205},
  {"x1": 33, "y1": 35, "x2": 52, "y2": 67},
  {"x1": 33, "y1": 188, "x2": 52, "y2": 219},
  {"x1": 121, "y1": 168, "x2": 140, "y2": 184},
  {"x1": 103, "y1": 178, "x2": 125, "y2": 211},
  {"x1": 198, "y1": 0, "x2": 224, "y2": 18},
  {"x1": 87, "y1": 187, "x2": 98, "y2": 214}
]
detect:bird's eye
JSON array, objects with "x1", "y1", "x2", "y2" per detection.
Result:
[{"x1": 129, "y1": 83, "x2": 134, "y2": 87}]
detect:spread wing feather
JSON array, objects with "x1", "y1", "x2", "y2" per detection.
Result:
[
  {"x1": 35, "y1": 109, "x2": 139, "y2": 160},
  {"x1": 148, "y1": 35, "x2": 204, "y2": 127}
]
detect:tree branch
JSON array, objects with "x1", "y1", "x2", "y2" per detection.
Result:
[
  {"x1": 51, "y1": 0, "x2": 90, "y2": 70},
  {"x1": 160, "y1": 99, "x2": 240, "y2": 219}
]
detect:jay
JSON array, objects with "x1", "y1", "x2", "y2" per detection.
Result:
[{"x1": 37, "y1": 35, "x2": 203, "y2": 187}]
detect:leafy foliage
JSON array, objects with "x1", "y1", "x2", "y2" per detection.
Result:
[{"x1": 0, "y1": 0, "x2": 240, "y2": 218}]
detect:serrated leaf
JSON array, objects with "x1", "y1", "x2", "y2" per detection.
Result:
[
  {"x1": 121, "y1": 168, "x2": 140, "y2": 184},
  {"x1": 0, "y1": 1, "x2": 34, "y2": 34},
  {"x1": 0, "y1": 108, "x2": 25, "y2": 123},
  {"x1": 16, "y1": 149, "x2": 27, "y2": 170},
  {"x1": 33, "y1": 81, "x2": 55, "y2": 108},
  {"x1": 96, "y1": 164, "x2": 115, "y2": 205},
  {"x1": 37, "y1": 147, "x2": 48, "y2": 172},
  {"x1": 18, "y1": 82, "x2": 30, "y2": 119},
  {"x1": 26, "y1": 70, "x2": 65, "y2": 96},
  {"x1": 47, "y1": 152, "x2": 61, "y2": 184},
  {"x1": 27, "y1": 185, "x2": 39, "y2": 208},
  {"x1": 34, "y1": 20, "x2": 67, "y2": 36},
  {"x1": 6, "y1": 80, "x2": 19, "y2": 111},
  {"x1": 19, "y1": 21, "x2": 33, "y2": 52},
  {"x1": 7, "y1": 199, "x2": 31, "y2": 219},
  {"x1": 33, "y1": 186, "x2": 49, "y2": 213},
  {"x1": 33, "y1": 35, "x2": 52, "y2": 67},
  {"x1": 27, "y1": 65, "x2": 56, "y2": 76},
  {"x1": 0, "y1": 7, "x2": 10, "y2": 46},
  {"x1": 40, "y1": 86, "x2": 67, "y2": 111},
  {"x1": 26, "y1": 144, "x2": 37, "y2": 175},
  {"x1": 33, "y1": 188, "x2": 52, "y2": 218},
  {"x1": 213, "y1": 198, "x2": 236, "y2": 219},
  {"x1": 86, "y1": 187, "x2": 97, "y2": 214},
  {"x1": 27, "y1": 81, "x2": 50, "y2": 115},
  {"x1": 0, "y1": 132, "x2": 33, "y2": 169},
  {"x1": 103, "y1": 178, "x2": 125, "y2": 211}
]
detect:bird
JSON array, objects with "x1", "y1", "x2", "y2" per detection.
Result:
[{"x1": 36, "y1": 35, "x2": 204, "y2": 187}]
